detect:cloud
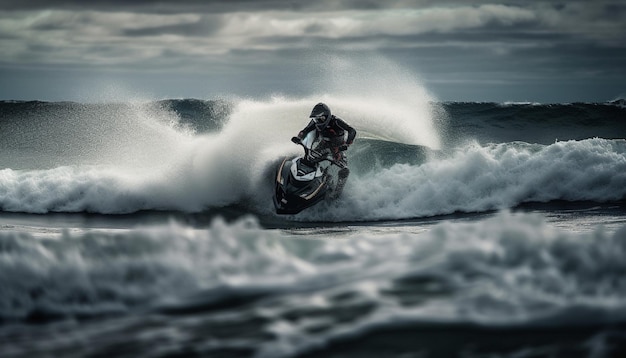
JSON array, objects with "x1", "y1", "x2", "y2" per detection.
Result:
[
  {"x1": 182, "y1": 5, "x2": 539, "y2": 40},
  {"x1": 0, "y1": 4, "x2": 543, "y2": 66},
  {"x1": 123, "y1": 15, "x2": 224, "y2": 37},
  {"x1": 0, "y1": 1, "x2": 624, "y2": 101}
]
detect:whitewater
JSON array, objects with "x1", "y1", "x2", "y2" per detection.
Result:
[
  {"x1": 1, "y1": 99, "x2": 624, "y2": 220},
  {"x1": 1, "y1": 61, "x2": 626, "y2": 357}
]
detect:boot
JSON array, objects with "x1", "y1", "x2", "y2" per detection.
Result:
[{"x1": 329, "y1": 168, "x2": 349, "y2": 199}]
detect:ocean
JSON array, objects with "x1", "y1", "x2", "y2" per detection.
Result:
[{"x1": 1, "y1": 95, "x2": 626, "y2": 358}]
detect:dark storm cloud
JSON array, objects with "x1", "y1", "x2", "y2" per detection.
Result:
[
  {"x1": 0, "y1": 0, "x2": 382, "y2": 12},
  {"x1": 0, "y1": 0, "x2": 624, "y2": 102},
  {"x1": 1, "y1": 0, "x2": 618, "y2": 13},
  {"x1": 123, "y1": 16, "x2": 224, "y2": 37},
  {"x1": 0, "y1": 0, "x2": 307, "y2": 13}
]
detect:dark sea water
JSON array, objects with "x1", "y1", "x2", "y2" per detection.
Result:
[{"x1": 1, "y1": 96, "x2": 626, "y2": 357}]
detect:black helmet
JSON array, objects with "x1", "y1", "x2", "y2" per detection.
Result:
[{"x1": 310, "y1": 102, "x2": 331, "y2": 130}]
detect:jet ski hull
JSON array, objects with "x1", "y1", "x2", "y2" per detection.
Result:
[{"x1": 273, "y1": 157, "x2": 330, "y2": 215}]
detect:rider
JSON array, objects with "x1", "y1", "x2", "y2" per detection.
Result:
[{"x1": 292, "y1": 102, "x2": 357, "y2": 199}]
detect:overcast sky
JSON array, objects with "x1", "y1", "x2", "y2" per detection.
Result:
[{"x1": 0, "y1": 0, "x2": 624, "y2": 103}]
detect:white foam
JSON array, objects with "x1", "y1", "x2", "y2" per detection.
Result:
[
  {"x1": 2, "y1": 131, "x2": 625, "y2": 217},
  {"x1": 0, "y1": 217, "x2": 314, "y2": 320},
  {"x1": 299, "y1": 138, "x2": 626, "y2": 221},
  {"x1": 2, "y1": 212, "x2": 625, "y2": 347},
  {"x1": 0, "y1": 57, "x2": 445, "y2": 214},
  {"x1": 3, "y1": 58, "x2": 624, "y2": 217}
]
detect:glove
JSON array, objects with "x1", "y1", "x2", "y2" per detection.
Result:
[
  {"x1": 291, "y1": 136, "x2": 302, "y2": 144},
  {"x1": 338, "y1": 144, "x2": 349, "y2": 151}
]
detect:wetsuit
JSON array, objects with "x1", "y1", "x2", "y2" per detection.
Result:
[{"x1": 296, "y1": 115, "x2": 357, "y2": 198}]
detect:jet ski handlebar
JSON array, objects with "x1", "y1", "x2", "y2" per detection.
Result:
[{"x1": 291, "y1": 136, "x2": 347, "y2": 167}]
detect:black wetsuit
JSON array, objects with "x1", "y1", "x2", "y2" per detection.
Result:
[
  {"x1": 296, "y1": 115, "x2": 357, "y2": 198},
  {"x1": 297, "y1": 115, "x2": 357, "y2": 148}
]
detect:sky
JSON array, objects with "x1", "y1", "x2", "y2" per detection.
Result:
[{"x1": 0, "y1": 0, "x2": 624, "y2": 103}]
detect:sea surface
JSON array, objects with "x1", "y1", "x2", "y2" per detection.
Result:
[{"x1": 1, "y1": 95, "x2": 626, "y2": 357}]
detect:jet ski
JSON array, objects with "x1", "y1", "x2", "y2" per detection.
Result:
[{"x1": 273, "y1": 131, "x2": 347, "y2": 215}]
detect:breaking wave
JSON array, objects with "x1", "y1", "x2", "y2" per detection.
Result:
[{"x1": 1, "y1": 212, "x2": 625, "y2": 356}]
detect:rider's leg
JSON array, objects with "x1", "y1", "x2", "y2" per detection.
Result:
[{"x1": 332, "y1": 167, "x2": 350, "y2": 199}]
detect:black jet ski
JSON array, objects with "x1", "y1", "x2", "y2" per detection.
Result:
[{"x1": 273, "y1": 132, "x2": 346, "y2": 215}]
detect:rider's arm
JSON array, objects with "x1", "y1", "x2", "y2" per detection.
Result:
[
  {"x1": 297, "y1": 120, "x2": 316, "y2": 139},
  {"x1": 335, "y1": 117, "x2": 357, "y2": 145}
]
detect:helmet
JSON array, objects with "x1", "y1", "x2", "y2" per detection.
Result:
[{"x1": 310, "y1": 102, "x2": 331, "y2": 130}]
